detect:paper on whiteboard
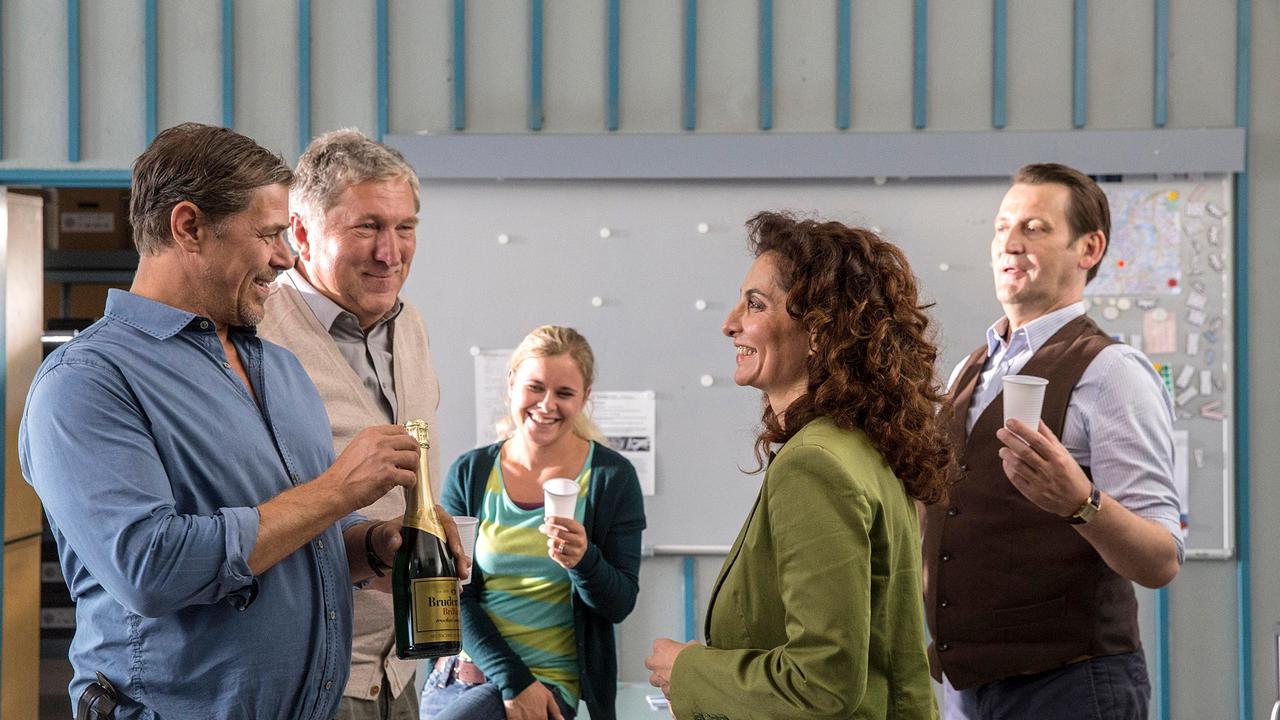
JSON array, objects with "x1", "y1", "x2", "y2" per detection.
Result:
[
  {"x1": 1173, "y1": 430, "x2": 1190, "y2": 524},
  {"x1": 473, "y1": 348, "x2": 514, "y2": 447},
  {"x1": 1142, "y1": 309, "x2": 1178, "y2": 355},
  {"x1": 593, "y1": 391, "x2": 657, "y2": 496}
]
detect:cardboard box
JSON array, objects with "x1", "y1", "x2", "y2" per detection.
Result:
[
  {"x1": 44, "y1": 187, "x2": 133, "y2": 251},
  {"x1": 43, "y1": 281, "x2": 125, "y2": 328}
]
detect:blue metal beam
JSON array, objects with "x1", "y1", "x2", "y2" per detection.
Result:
[
  {"x1": 1156, "y1": 589, "x2": 1170, "y2": 719},
  {"x1": 682, "y1": 0, "x2": 697, "y2": 131},
  {"x1": 606, "y1": 0, "x2": 620, "y2": 131},
  {"x1": 912, "y1": 0, "x2": 926, "y2": 129},
  {"x1": 758, "y1": 0, "x2": 772, "y2": 131},
  {"x1": 297, "y1": 0, "x2": 311, "y2": 154},
  {"x1": 836, "y1": 0, "x2": 851, "y2": 130},
  {"x1": 145, "y1": 0, "x2": 158, "y2": 142},
  {"x1": 992, "y1": 0, "x2": 1007, "y2": 129},
  {"x1": 452, "y1": 0, "x2": 466, "y2": 130},
  {"x1": 0, "y1": 169, "x2": 131, "y2": 186},
  {"x1": 1154, "y1": 0, "x2": 1168, "y2": 127},
  {"x1": 222, "y1": 0, "x2": 234, "y2": 128},
  {"x1": 1072, "y1": 0, "x2": 1087, "y2": 128},
  {"x1": 683, "y1": 557, "x2": 696, "y2": 642},
  {"x1": 529, "y1": 0, "x2": 544, "y2": 131},
  {"x1": 376, "y1": 0, "x2": 389, "y2": 141},
  {"x1": 1233, "y1": 2, "x2": 1253, "y2": 717},
  {"x1": 68, "y1": 0, "x2": 81, "y2": 161}
]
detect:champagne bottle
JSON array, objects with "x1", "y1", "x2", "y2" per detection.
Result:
[{"x1": 392, "y1": 419, "x2": 461, "y2": 659}]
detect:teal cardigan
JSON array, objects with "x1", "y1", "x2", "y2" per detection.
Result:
[
  {"x1": 670, "y1": 418, "x2": 938, "y2": 720},
  {"x1": 441, "y1": 441, "x2": 646, "y2": 720}
]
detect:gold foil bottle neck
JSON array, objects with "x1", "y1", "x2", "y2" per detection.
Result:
[
  {"x1": 402, "y1": 419, "x2": 444, "y2": 540},
  {"x1": 405, "y1": 419, "x2": 431, "y2": 450}
]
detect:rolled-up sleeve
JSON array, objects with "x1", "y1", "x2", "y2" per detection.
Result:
[
  {"x1": 21, "y1": 359, "x2": 259, "y2": 618},
  {"x1": 1074, "y1": 346, "x2": 1184, "y2": 563}
]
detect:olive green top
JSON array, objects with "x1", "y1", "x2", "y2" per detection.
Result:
[{"x1": 670, "y1": 418, "x2": 938, "y2": 720}]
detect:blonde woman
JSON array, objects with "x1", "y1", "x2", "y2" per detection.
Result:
[{"x1": 422, "y1": 326, "x2": 646, "y2": 720}]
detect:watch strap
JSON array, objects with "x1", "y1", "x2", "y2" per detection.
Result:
[{"x1": 1066, "y1": 486, "x2": 1102, "y2": 525}]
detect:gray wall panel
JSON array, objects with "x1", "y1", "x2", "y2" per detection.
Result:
[
  {"x1": 1088, "y1": 1, "x2": 1156, "y2": 129},
  {"x1": 3, "y1": 0, "x2": 67, "y2": 164},
  {"x1": 543, "y1": 0, "x2": 607, "y2": 133},
  {"x1": 618, "y1": 0, "x2": 682, "y2": 133},
  {"x1": 82, "y1": 0, "x2": 146, "y2": 164},
  {"x1": 1006, "y1": 0, "x2": 1074, "y2": 130},
  {"x1": 1247, "y1": 2, "x2": 1280, "y2": 716},
  {"x1": 465, "y1": 0, "x2": 529, "y2": 133},
  {"x1": 1168, "y1": 0, "x2": 1236, "y2": 128},
  {"x1": 158, "y1": 0, "x2": 222, "y2": 131},
  {"x1": 849, "y1": 0, "x2": 913, "y2": 131},
  {"x1": 388, "y1": 0, "x2": 451, "y2": 136},
  {"x1": 928, "y1": 0, "x2": 992, "y2": 131},
  {"x1": 1171, "y1": 561, "x2": 1239, "y2": 715},
  {"x1": 772, "y1": 0, "x2": 838, "y2": 132},
  {"x1": 312, "y1": 0, "x2": 377, "y2": 139},
  {"x1": 696, "y1": 0, "x2": 758, "y2": 132},
  {"x1": 233, "y1": 2, "x2": 299, "y2": 159}
]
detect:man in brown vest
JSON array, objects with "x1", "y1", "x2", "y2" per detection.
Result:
[
  {"x1": 923, "y1": 163, "x2": 1183, "y2": 720},
  {"x1": 258, "y1": 129, "x2": 464, "y2": 720}
]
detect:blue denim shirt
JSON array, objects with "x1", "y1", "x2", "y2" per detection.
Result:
[{"x1": 20, "y1": 290, "x2": 358, "y2": 719}]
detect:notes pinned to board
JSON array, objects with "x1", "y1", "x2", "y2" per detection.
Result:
[{"x1": 1143, "y1": 309, "x2": 1178, "y2": 355}]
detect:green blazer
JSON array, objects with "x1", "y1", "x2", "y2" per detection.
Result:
[{"x1": 669, "y1": 418, "x2": 938, "y2": 720}]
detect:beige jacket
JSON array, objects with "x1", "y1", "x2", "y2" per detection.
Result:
[{"x1": 258, "y1": 278, "x2": 443, "y2": 702}]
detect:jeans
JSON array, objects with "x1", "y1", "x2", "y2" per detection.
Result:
[
  {"x1": 943, "y1": 650, "x2": 1152, "y2": 720},
  {"x1": 420, "y1": 657, "x2": 577, "y2": 720}
]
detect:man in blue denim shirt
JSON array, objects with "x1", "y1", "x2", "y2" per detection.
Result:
[{"x1": 19, "y1": 124, "x2": 429, "y2": 719}]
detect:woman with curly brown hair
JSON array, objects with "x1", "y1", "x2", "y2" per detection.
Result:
[{"x1": 645, "y1": 211, "x2": 953, "y2": 719}]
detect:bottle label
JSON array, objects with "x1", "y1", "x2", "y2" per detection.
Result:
[{"x1": 410, "y1": 577, "x2": 460, "y2": 644}]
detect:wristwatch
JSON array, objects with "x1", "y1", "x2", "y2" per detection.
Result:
[{"x1": 1066, "y1": 486, "x2": 1102, "y2": 525}]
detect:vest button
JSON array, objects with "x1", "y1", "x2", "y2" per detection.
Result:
[
  {"x1": 947, "y1": 507, "x2": 959, "y2": 517},
  {"x1": 941, "y1": 552, "x2": 952, "y2": 562}
]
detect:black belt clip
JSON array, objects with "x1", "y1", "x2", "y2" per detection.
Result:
[{"x1": 76, "y1": 671, "x2": 118, "y2": 720}]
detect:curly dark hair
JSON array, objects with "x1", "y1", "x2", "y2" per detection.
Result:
[{"x1": 746, "y1": 211, "x2": 956, "y2": 505}]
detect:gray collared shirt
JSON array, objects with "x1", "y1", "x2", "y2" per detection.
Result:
[{"x1": 285, "y1": 268, "x2": 400, "y2": 424}]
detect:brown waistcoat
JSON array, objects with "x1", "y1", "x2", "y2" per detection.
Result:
[{"x1": 922, "y1": 314, "x2": 1140, "y2": 690}]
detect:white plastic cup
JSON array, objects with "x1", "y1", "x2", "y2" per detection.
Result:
[
  {"x1": 1002, "y1": 375, "x2": 1049, "y2": 429},
  {"x1": 453, "y1": 516, "x2": 479, "y2": 585},
  {"x1": 542, "y1": 478, "x2": 580, "y2": 520}
]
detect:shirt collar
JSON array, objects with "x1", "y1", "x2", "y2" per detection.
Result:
[
  {"x1": 104, "y1": 289, "x2": 208, "y2": 340},
  {"x1": 985, "y1": 301, "x2": 1087, "y2": 358},
  {"x1": 283, "y1": 267, "x2": 403, "y2": 333}
]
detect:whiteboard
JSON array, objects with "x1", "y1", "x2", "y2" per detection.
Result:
[{"x1": 404, "y1": 176, "x2": 1233, "y2": 557}]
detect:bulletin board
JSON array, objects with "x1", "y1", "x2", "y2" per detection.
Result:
[
  {"x1": 1085, "y1": 177, "x2": 1234, "y2": 559},
  {"x1": 402, "y1": 175, "x2": 1233, "y2": 559}
]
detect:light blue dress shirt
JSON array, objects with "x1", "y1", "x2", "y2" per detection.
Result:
[
  {"x1": 20, "y1": 290, "x2": 359, "y2": 719},
  {"x1": 947, "y1": 301, "x2": 1184, "y2": 560}
]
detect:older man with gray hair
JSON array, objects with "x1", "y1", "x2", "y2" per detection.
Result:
[{"x1": 259, "y1": 128, "x2": 450, "y2": 720}]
